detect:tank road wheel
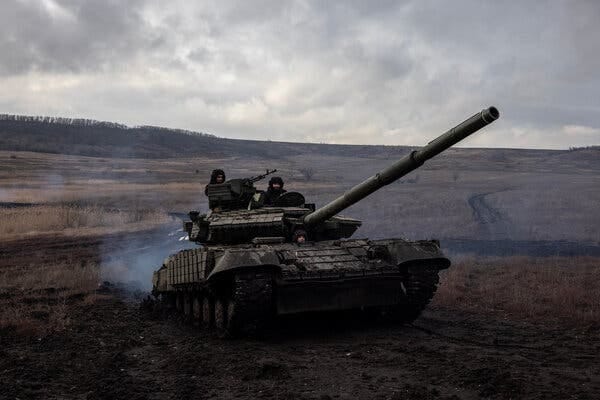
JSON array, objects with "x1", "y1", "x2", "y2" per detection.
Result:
[
  {"x1": 167, "y1": 293, "x2": 177, "y2": 310},
  {"x1": 202, "y1": 295, "x2": 214, "y2": 328},
  {"x1": 161, "y1": 293, "x2": 176, "y2": 311},
  {"x1": 192, "y1": 294, "x2": 202, "y2": 326},
  {"x1": 175, "y1": 291, "x2": 183, "y2": 313},
  {"x1": 214, "y1": 298, "x2": 231, "y2": 338},
  {"x1": 183, "y1": 291, "x2": 193, "y2": 323}
]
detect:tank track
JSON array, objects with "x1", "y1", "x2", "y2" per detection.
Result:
[
  {"x1": 379, "y1": 264, "x2": 442, "y2": 323},
  {"x1": 225, "y1": 272, "x2": 273, "y2": 337},
  {"x1": 161, "y1": 265, "x2": 441, "y2": 335},
  {"x1": 162, "y1": 271, "x2": 274, "y2": 338},
  {"x1": 402, "y1": 266, "x2": 441, "y2": 322}
]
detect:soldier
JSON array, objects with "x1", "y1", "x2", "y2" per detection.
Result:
[
  {"x1": 263, "y1": 176, "x2": 287, "y2": 205},
  {"x1": 292, "y1": 229, "x2": 307, "y2": 244},
  {"x1": 205, "y1": 169, "x2": 226, "y2": 196}
]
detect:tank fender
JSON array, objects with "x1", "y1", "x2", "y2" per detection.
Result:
[
  {"x1": 373, "y1": 239, "x2": 451, "y2": 269},
  {"x1": 207, "y1": 248, "x2": 282, "y2": 280}
]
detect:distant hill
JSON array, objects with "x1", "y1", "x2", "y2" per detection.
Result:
[
  {"x1": 0, "y1": 114, "x2": 413, "y2": 159},
  {"x1": 2, "y1": 113, "x2": 598, "y2": 162}
]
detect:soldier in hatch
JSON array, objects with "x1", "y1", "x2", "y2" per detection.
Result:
[
  {"x1": 204, "y1": 169, "x2": 226, "y2": 196},
  {"x1": 292, "y1": 229, "x2": 307, "y2": 244},
  {"x1": 263, "y1": 176, "x2": 287, "y2": 205}
]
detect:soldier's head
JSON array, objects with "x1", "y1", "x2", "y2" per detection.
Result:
[
  {"x1": 210, "y1": 169, "x2": 226, "y2": 184},
  {"x1": 292, "y1": 229, "x2": 307, "y2": 244},
  {"x1": 269, "y1": 176, "x2": 284, "y2": 191}
]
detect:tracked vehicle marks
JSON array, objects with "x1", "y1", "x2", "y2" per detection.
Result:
[
  {"x1": 468, "y1": 191, "x2": 513, "y2": 238},
  {"x1": 468, "y1": 192, "x2": 506, "y2": 225}
]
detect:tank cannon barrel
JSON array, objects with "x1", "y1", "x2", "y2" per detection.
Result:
[{"x1": 303, "y1": 106, "x2": 500, "y2": 228}]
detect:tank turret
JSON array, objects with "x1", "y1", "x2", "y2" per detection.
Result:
[{"x1": 186, "y1": 107, "x2": 499, "y2": 244}]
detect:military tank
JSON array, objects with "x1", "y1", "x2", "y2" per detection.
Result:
[{"x1": 152, "y1": 106, "x2": 500, "y2": 336}]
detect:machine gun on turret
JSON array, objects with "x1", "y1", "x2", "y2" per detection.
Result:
[{"x1": 247, "y1": 169, "x2": 277, "y2": 184}]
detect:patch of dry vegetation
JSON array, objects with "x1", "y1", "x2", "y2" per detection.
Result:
[
  {"x1": 0, "y1": 261, "x2": 100, "y2": 337},
  {"x1": 0, "y1": 205, "x2": 171, "y2": 239},
  {"x1": 434, "y1": 256, "x2": 600, "y2": 325}
]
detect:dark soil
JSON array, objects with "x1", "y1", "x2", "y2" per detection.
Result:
[
  {"x1": 1, "y1": 233, "x2": 600, "y2": 399},
  {"x1": 1, "y1": 290, "x2": 598, "y2": 400}
]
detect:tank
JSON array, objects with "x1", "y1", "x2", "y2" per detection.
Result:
[{"x1": 152, "y1": 107, "x2": 500, "y2": 336}]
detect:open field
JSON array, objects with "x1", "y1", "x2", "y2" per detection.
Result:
[
  {"x1": 2, "y1": 148, "x2": 600, "y2": 243},
  {"x1": 1, "y1": 147, "x2": 599, "y2": 398},
  {"x1": 434, "y1": 256, "x2": 600, "y2": 325},
  {"x1": 0, "y1": 204, "x2": 171, "y2": 239},
  {"x1": 0, "y1": 261, "x2": 100, "y2": 336}
]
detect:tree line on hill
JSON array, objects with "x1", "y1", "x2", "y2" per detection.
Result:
[
  {"x1": 0, "y1": 114, "x2": 222, "y2": 158},
  {"x1": 0, "y1": 113, "x2": 413, "y2": 159}
]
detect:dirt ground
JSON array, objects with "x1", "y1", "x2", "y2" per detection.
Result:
[
  {"x1": 1, "y1": 234, "x2": 599, "y2": 400},
  {"x1": 1, "y1": 289, "x2": 598, "y2": 400}
]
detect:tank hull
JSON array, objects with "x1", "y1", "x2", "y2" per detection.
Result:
[{"x1": 152, "y1": 238, "x2": 449, "y2": 336}]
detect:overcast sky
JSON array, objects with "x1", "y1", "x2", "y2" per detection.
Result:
[{"x1": 1, "y1": 0, "x2": 599, "y2": 149}]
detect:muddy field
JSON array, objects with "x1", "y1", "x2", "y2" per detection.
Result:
[
  {"x1": 2, "y1": 285, "x2": 599, "y2": 399},
  {"x1": 1, "y1": 233, "x2": 599, "y2": 399}
]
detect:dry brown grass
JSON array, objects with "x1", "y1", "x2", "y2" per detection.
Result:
[
  {"x1": 0, "y1": 205, "x2": 171, "y2": 239},
  {"x1": 433, "y1": 256, "x2": 600, "y2": 325},
  {"x1": 0, "y1": 261, "x2": 100, "y2": 337},
  {"x1": 0, "y1": 181, "x2": 204, "y2": 204}
]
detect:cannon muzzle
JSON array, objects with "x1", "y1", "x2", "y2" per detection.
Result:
[{"x1": 303, "y1": 106, "x2": 500, "y2": 227}]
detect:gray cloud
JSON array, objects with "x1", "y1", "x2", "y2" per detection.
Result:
[
  {"x1": 0, "y1": 0, "x2": 599, "y2": 149},
  {"x1": 0, "y1": 0, "x2": 150, "y2": 75}
]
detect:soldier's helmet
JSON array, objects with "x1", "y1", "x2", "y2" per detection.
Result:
[
  {"x1": 269, "y1": 176, "x2": 284, "y2": 188},
  {"x1": 210, "y1": 169, "x2": 226, "y2": 184},
  {"x1": 292, "y1": 229, "x2": 307, "y2": 243}
]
